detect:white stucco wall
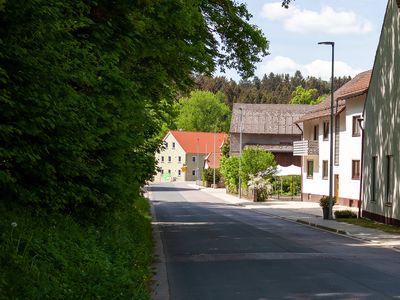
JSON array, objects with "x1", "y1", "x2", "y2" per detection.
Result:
[
  {"x1": 363, "y1": 0, "x2": 400, "y2": 222},
  {"x1": 301, "y1": 98, "x2": 364, "y2": 202}
]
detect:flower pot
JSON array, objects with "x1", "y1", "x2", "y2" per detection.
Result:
[{"x1": 322, "y1": 207, "x2": 330, "y2": 219}]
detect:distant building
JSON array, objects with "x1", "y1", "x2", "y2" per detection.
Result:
[
  {"x1": 294, "y1": 70, "x2": 371, "y2": 206},
  {"x1": 362, "y1": 0, "x2": 400, "y2": 225},
  {"x1": 229, "y1": 103, "x2": 311, "y2": 167},
  {"x1": 155, "y1": 130, "x2": 227, "y2": 182}
]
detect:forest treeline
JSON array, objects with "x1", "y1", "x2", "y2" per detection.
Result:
[{"x1": 193, "y1": 71, "x2": 352, "y2": 107}]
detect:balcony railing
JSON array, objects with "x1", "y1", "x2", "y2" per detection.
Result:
[{"x1": 293, "y1": 140, "x2": 319, "y2": 156}]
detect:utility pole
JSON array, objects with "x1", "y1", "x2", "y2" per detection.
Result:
[{"x1": 239, "y1": 107, "x2": 243, "y2": 198}]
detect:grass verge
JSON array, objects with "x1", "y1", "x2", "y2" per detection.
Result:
[
  {"x1": 0, "y1": 196, "x2": 152, "y2": 299},
  {"x1": 336, "y1": 218, "x2": 400, "y2": 235}
]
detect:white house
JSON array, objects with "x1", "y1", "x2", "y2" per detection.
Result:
[
  {"x1": 293, "y1": 71, "x2": 371, "y2": 207},
  {"x1": 154, "y1": 130, "x2": 227, "y2": 182},
  {"x1": 362, "y1": 0, "x2": 400, "y2": 225}
]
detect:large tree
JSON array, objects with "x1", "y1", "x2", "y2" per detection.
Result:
[
  {"x1": 176, "y1": 91, "x2": 231, "y2": 132},
  {"x1": 0, "y1": 1, "x2": 268, "y2": 215}
]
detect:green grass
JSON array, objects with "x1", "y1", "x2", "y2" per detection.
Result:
[
  {"x1": 336, "y1": 218, "x2": 400, "y2": 235},
  {"x1": 0, "y1": 197, "x2": 153, "y2": 299}
]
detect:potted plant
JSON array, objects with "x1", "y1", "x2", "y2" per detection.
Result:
[{"x1": 319, "y1": 196, "x2": 335, "y2": 219}]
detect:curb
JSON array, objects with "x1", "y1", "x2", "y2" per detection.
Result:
[{"x1": 296, "y1": 219, "x2": 348, "y2": 235}]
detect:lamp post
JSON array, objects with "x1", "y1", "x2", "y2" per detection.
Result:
[
  {"x1": 238, "y1": 107, "x2": 243, "y2": 198},
  {"x1": 318, "y1": 41, "x2": 334, "y2": 220}
]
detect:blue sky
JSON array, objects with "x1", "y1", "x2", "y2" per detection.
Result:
[{"x1": 218, "y1": 0, "x2": 387, "y2": 81}]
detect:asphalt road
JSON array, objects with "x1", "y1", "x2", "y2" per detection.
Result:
[{"x1": 150, "y1": 182, "x2": 400, "y2": 300}]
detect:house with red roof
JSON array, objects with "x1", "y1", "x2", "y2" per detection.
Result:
[
  {"x1": 155, "y1": 130, "x2": 227, "y2": 182},
  {"x1": 293, "y1": 70, "x2": 371, "y2": 207}
]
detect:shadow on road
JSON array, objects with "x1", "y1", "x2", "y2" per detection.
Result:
[{"x1": 148, "y1": 186, "x2": 199, "y2": 192}]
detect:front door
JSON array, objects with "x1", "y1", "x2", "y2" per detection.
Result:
[{"x1": 334, "y1": 174, "x2": 339, "y2": 204}]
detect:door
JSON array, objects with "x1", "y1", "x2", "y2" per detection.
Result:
[{"x1": 334, "y1": 174, "x2": 339, "y2": 204}]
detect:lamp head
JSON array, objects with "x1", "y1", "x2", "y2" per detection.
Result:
[{"x1": 318, "y1": 41, "x2": 335, "y2": 46}]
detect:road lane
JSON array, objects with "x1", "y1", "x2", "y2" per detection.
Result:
[{"x1": 150, "y1": 183, "x2": 400, "y2": 300}]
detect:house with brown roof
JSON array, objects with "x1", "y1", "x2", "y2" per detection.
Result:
[
  {"x1": 230, "y1": 103, "x2": 312, "y2": 167},
  {"x1": 293, "y1": 70, "x2": 371, "y2": 206},
  {"x1": 362, "y1": 0, "x2": 400, "y2": 225},
  {"x1": 154, "y1": 130, "x2": 227, "y2": 182}
]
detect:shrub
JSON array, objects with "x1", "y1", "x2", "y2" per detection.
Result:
[
  {"x1": 220, "y1": 156, "x2": 239, "y2": 192},
  {"x1": 0, "y1": 197, "x2": 152, "y2": 299},
  {"x1": 248, "y1": 174, "x2": 272, "y2": 201},
  {"x1": 202, "y1": 168, "x2": 221, "y2": 184},
  {"x1": 334, "y1": 210, "x2": 357, "y2": 219}
]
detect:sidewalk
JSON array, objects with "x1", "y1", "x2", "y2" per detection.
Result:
[{"x1": 188, "y1": 183, "x2": 400, "y2": 251}]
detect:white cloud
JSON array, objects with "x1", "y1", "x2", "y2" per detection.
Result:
[
  {"x1": 259, "y1": 56, "x2": 362, "y2": 80},
  {"x1": 261, "y1": 2, "x2": 372, "y2": 35}
]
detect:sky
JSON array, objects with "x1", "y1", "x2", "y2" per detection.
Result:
[{"x1": 217, "y1": 0, "x2": 388, "y2": 81}]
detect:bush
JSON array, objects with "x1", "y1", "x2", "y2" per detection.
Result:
[
  {"x1": 334, "y1": 210, "x2": 357, "y2": 219},
  {"x1": 220, "y1": 156, "x2": 239, "y2": 192},
  {"x1": 271, "y1": 176, "x2": 300, "y2": 196},
  {"x1": 0, "y1": 197, "x2": 152, "y2": 299},
  {"x1": 202, "y1": 168, "x2": 221, "y2": 184}
]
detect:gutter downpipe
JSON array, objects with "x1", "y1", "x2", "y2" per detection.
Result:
[{"x1": 295, "y1": 123, "x2": 304, "y2": 201}]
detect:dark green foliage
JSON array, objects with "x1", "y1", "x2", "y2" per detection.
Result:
[
  {"x1": 334, "y1": 210, "x2": 357, "y2": 219},
  {"x1": 176, "y1": 90, "x2": 231, "y2": 132},
  {"x1": 0, "y1": 0, "x2": 268, "y2": 216},
  {"x1": 193, "y1": 72, "x2": 351, "y2": 108},
  {"x1": 0, "y1": 198, "x2": 152, "y2": 299},
  {"x1": 221, "y1": 137, "x2": 230, "y2": 157},
  {"x1": 202, "y1": 168, "x2": 221, "y2": 184},
  {"x1": 240, "y1": 147, "x2": 277, "y2": 188}
]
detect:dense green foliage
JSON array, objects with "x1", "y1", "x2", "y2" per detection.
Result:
[
  {"x1": 0, "y1": 0, "x2": 269, "y2": 297},
  {"x1": 202, "y1": 168, "x2": 222, "y2": 184},
  {"x1": 289, "y1": 86, "x2": 325, "y2": 105},
  {"x1": 0, "y1": 197, "x2": 152, "y2": 299},
  {"x1": 193, "y1": 71, "x2": 351, "y2": 108},
  {"x1": 334, "y1": 210, "x2": 357, "y2": 219},
  {"x1": 240, "y1": 147, "x2": 277, "y2": 188},
  {"x1": 0, "y1": 0, "x2": 268, "y2": 215},
  {"x1": 220, "y1": 156, "x2": 240, "y2": 192},
  {"x1": 176, "y1": 91, "x2": 231, "y2": 132},
  {"x1": 221, "y1": 147, "x2": 276, "y2": 192}
]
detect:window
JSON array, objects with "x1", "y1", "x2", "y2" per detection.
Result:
[
  {"x1": 371, "y1": 156, "x2": 377, "y2": 202},
  {"x1": 192, "y1": 170, "x2": 196, "y2": 176},
  {"x1": 313, "y1": 125, "x2": 319, "y2": 141},
  {"x1": 352, "y1": 160, "x2": 360, "y2": 180},
  {"x1": 323, "y1": 121, "x2": 329, "y2": 141},
  {"x1": 192, "y1": 156, "x2": 196, "y2": 162},
  {"x1": 307, "y1": 160, "x2": 314, "y2": 179},
  {"x1": 168, "y1": 156, "x2": 171, "y2": 163},
  {"x1": 161, "y1": 156, "x2": 164, "y2": 163},
  {"x1": 160, "y1": 169, "x2": 164, "y2": 174},
  {"x1": 322, "y1": 160, "x2": 328, "y2": 180},
  {"x1": 386, "y1": 155, "x2": 393, "y2": 203},
  {"x1": 165, "y1": 142, "x2": 168, "y2": 149},
  {"x1": 172, "y1": 142, "x2": 175, "y2": 149},
  {"x1": 178, "y1": 156, "x2": 181, "y2": 163},
  {"x1": 168, "y1": 169, "x2": 171, "y2": 174},
  {"x1": 352, "y1": 115, "x2": 361, "y2": 137},
  {"x1": 178, "y1": 170, "x2": 181, "y2": 176}
]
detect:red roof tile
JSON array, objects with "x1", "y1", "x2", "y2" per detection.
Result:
[{"x1": 168, "y1": 131, "x2": 227, "y2": 154}]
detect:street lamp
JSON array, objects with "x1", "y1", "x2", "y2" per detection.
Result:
[
  {"x1": 238, "y1": 107, "x2": 243, "y2": 198},
  {"x1": 318, "y1": 41, "x2": 335, "y2": 220}
]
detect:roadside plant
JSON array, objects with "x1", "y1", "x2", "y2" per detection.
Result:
[
  {"x1": 319, "y1": 196, "x2": 335, "y2": 208},
  {"x1": 248, "y1": 174, "x2": 272, "y2": 201}
]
